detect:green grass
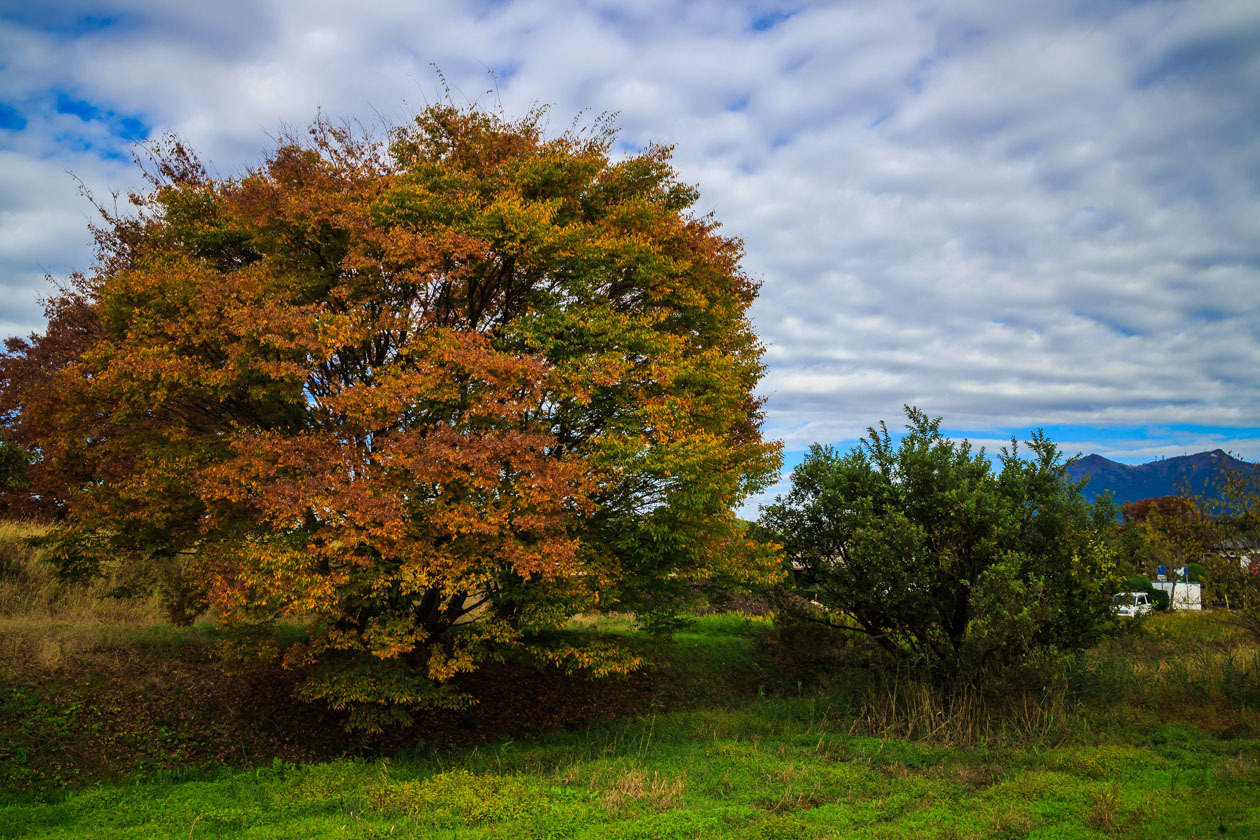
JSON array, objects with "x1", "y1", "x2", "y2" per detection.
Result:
[
  {"x1": 2, "y1": 521, "x2": 1259, "y2": 840},
  {"x1": 4, "y1": 612, "x2": 1260, "y2": 838},
  {"x1": 3, "y1": 695, "x2": 1257, "y2": 838}
]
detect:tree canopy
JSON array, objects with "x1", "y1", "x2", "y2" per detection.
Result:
[
  {"x1": 1119, "y1": 496, "x2": 1214, "y2": 581},
  {"x1": 756, "y1": 408, "x2": 1121, "y2": 686},
  {"x1": 0, "y1": 105, "x2": 781, "y2": 728}
]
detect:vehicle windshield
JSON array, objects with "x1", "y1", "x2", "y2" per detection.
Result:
[{"x1": 1112, "y1": 593, "x2": 1136, "y2": 606}]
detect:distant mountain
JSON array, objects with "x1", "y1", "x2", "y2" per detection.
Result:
[{"x1": 1067, "y1": 449, "x2": 1257, "y2": 506}]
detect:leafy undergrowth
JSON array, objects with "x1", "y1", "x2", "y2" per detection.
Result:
[{"x1": 0, "y1": 622, "x2": 675, "y2": 797}]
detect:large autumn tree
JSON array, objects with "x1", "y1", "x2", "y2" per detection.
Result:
[{"x1": 0, "y1": 105, "x2": 781, "y2": 727}]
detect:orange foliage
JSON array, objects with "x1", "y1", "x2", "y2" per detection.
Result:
[{"x1": 0, "y1": 105, "x2": 781, "y2": 727}]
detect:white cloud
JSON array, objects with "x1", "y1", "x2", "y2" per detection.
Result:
[{"x1": 1, "y1": 0, "x2": 1257, "y2": 473}]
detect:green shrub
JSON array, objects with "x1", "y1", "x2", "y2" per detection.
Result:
[
  {"x1": 756, "y1": 408, "x2": 1124, "y2": 689},
  {"x1": 1125, "y1": 575, "x2": 1155, "y2": 595}
]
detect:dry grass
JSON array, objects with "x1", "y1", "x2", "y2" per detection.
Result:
[
  {"x1": 601, "y1": 768, "x2": 687, "y2": 812},
  {"x1": 845, "y1": 676, "x2": 1070, "y2": 746},
  {"x1": 1086, "y1": 783, "x2": 1122, "y2": 836},
  {"x1": 819, "y1": 613, "x2": 1260, "y2": 748},
  {"x1": 0, "y1": 520, "x2": 165, "y2": 672},
  {"x1": 756, "y1": 763, "x2": 827, "y2": 813},
  {"x1": 1215, "y1": 753, "x2": 1259, "y2": 782},
  {"x1": 565, "y1": 612, "x2": 639, "y2": 633},
  {"x1": 952, "y1": 763, "x2": 1005, "y2": 790},
  {"x1": 989, "y1": 803, "x2": 1035, "y2": 837},
  {"x1": 1069, "y1": 614, "x2": 1260, "y2": 724}
]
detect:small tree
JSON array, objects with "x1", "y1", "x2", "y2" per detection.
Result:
[
  {"x1": 756, "y1": 407, "x2": 1122, "y2": 687},
  {"x1": 1120, "y1": 495, "x2": 1216, "y2": 607},
  {"x1": 1207, "y1": 458, "x2": 1260, "y2": 638}
]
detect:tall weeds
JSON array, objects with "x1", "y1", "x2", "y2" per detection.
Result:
[
  {"x1": 0, "y1": 520, "x2": 164, "y2": 671},
  {"x1": 840, "y1": 671, "x2": 1071, "y2": 746},
  {"x1": 779, "y1": 611, "x2": 1260, "y2": 746},
  {"x1": 1066, "y1": 614, "x2": 1260, "y2": 722}
]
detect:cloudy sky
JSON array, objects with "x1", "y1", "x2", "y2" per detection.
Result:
[{"x1": 2, "y1": 0, "x2": 1258, "y2": 508}]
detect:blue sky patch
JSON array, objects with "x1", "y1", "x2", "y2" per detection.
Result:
[
  {"x1": 53, "y1": 132, "x2": 134, "y2": 164},
  {"x1": 1134, "y1": 31, "x2": 1256, "y2": 90},
  {"x1": 1065, "y1": 206, "x2": 1121, "y2": 235},
  {"x1": 55, "y1": 93, "x2": 103, "y2": 122},
  {"x1": 0, "y1": 9, "x2": 118, "y2": 38},
  {"x1": 1074, "y1": 309, "x2": 1139, "y2": 338},
  {"x1": 0, "y1": 104, "x2": 26, "y2": 131},
  {"x1": 53, "y1": 91, "x2": 151, "y2": 143},
  {"x1": 866, "y1": 111, "x2": 893, "y2": 129},
  {"x1": 115, "y1": 116, "x2": 148, "y2": 142},
  {"x1": 751, "y1": 10, "x2": 793, "y2": 32}
]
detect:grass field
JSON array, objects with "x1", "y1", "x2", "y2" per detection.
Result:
[
  {"x1": 2, "y1": 525, "x2": 1260, "y2": 838},
  {"x1": 4, "y1": 693, "x2": 1258, "y2": 839}
]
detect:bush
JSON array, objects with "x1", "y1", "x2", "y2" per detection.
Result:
[
  {"x1": 1125, "y1": 575, "x2": 1154, "y2": 594},
  {"x1": 756, "y1": 407, "x2": 1124, "y2": 690}
]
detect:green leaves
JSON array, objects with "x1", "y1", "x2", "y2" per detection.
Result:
[{"x1": 759, "y1": 407, "x2": 1122, "y2": 687}]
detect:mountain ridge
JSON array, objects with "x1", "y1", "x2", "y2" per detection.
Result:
[{"x1": 1066, "y1": 449, "x2": 1256, "y2": 505}]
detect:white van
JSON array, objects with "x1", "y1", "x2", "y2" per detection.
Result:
[{"x1": 1112, "y1": 591, "x2": 1154, "y2": 617}]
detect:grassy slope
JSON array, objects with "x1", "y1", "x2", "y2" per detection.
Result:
[{"x1": 3, "y1": 614, "x2": 1260, "y2": 839}]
